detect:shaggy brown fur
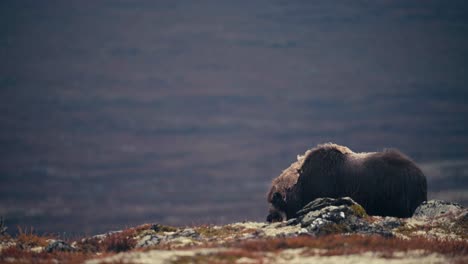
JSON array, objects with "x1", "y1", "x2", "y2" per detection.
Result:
[{"x1": 267, "y1": 143, "x2": 427, "y2": 222}]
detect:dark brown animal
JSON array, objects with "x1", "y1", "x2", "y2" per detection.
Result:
[{"x1": 267, "y1": 143, "x2": 427, "y2": 222}]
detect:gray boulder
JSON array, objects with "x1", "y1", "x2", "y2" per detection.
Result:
[
  {"x1": 379, "y1": 217, "x2": 403, "y2": 229},
  {"x1": 297, "y1": 197, "x2": 358, "y2": 216},
  {"x1": 136, "y1": 235, "x2": 162, "y2": 248},
  {"x1": 292, "y1": 197, "x2": 393, "y2": 237},
  {"x1": 135, "y1": 228, "x2": 200, "y2": 248},
  {"x1": 45, "y1": 240, "x2": 75, "y2": 253},
  {"x1": 413, "y1": 200, "x2": 464, "y2": 218}
]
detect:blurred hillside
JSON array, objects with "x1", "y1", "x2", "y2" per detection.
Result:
[{"x1": 1, "y1": 0, "x2": 467, "y2": 235}]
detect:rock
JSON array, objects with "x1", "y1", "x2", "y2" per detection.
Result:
[
  {"x1": 413, "y1": 200, "x2": 464, "y2": 218},
  {"x1": 297, "y1": 197, "x2": 357, "y2": 216},
  {"x1": 91, "y1": 230, "x2": 121, "y2": 240},
  {"x1": 294, "y1": 197, "x2": 395, "y2": 237},
  {"x1": 178, "y1": 228, "x2": 199, "y2": 238},
  {"x1": 352, "y1": 221, "x2": 394, "y2": 238},
  {"x1": 31, "y1": 246, "x2": 44, "y2": 253},
  {"x1": 379, "y1": 217, "x2": 403, "y2": 229},
  {"x1": 45, "y1": 240, "x2": 75, "y2": 253},
  {"x1": 285, "y1": 218, "x2": 298, "y2": 226},
  {"x1": 0, "y1": 240, "x2": 16, "y2": 253},
  {"x1": 135, "y1": 228, "x2": 201, "y2": 248},
  {"x1": 135, "y1": 235, "x2": 161, "y2": 248},
  {"x1": 302, "y1": 206, "x2": 350, "y2": 226}
]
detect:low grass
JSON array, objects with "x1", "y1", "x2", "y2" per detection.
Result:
[
  {"x1": 195, "y1": 225, "x2": 238, "y2": 238},
  {"x1": 0, "y1": 247, "x2": 93, "y2": 264},
  {"x1": 194, "y1": 224, "x2": 256, "y2": 240},
  {"x1": 172, "y1": 250, "x2": 262, "y2": 264},
  {"x1": 235, "y1": 234, "x2": 468, "y2": 256},
  {"x1": 2, "y1": 222, "x2": 466, "y2": 264}
]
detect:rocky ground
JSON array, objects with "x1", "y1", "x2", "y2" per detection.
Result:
[{"x1": 0, "y1": 199, "x2": 467, "y2": 264}]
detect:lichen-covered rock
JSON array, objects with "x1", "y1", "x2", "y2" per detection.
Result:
[
  {"x1": 178, "y1": 228, "x2": 199, "y2": 238},
  {"x1": 296, "y1": 197, "x2": 359, "y2": 216},
  {"x1": 135, "y1": 227, "x2": 201, "y2": 248},
  {"x1": 413, "y1": 200, "x2": 464, "y2": 218},
  {"x1": 135, "y1": 234, "x2": 161, "y2": 248},
  {"x1": 379, "y1": 217, "x2": 403, "y2": 229},
  {"x1": 292, "y1": 197, "x2": 394, "y2": 237},
  {"x1": 45, "y1": 240, "x2": 75, "y2": 253}
]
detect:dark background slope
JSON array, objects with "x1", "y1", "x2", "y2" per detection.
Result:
[{"x1": 1, "y1": 0, "x2": 467, "y2": 235}]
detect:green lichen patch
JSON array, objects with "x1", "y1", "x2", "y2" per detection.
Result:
[
  {"x1": 194, "y1": 225, "x2": 253, "y2": 239},
  {"x1": 317, "y1": 223, "x2": 350, "y2": 236},
  {"x1": 195, "y1": 226, "x2": 234, "y2": 238},
  {"x1": 350, "y1": 204, "x2": 368, "y2": 218}
]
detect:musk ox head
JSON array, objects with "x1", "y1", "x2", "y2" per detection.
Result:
[{"x1": 266, "y1": 192, "x2": 287, "y2": 222}]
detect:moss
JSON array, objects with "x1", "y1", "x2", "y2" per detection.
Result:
[
  {"x1": 195, "y1": 225, "x2": 239, "y2": 238},
  {"x1": 318, "y1": 223, "x2": 349, "y2": 235},
  {"x1": 350, "y1": 204, "x2": 368, "y2": 218}
]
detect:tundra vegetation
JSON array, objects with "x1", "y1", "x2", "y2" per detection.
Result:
[{"x1": 1, "y1": 199, "x2": 467, "y2": 264}]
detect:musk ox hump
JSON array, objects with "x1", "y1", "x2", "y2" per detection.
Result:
[{"x1": 294, "y1": 143, "x2": 352, "y2": 199}]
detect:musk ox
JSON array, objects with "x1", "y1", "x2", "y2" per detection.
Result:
[{"x1": 267, "y1": 143, "x2": 427, "y2": 222}]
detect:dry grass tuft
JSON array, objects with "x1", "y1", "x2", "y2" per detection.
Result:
[
  {"x1": 75, "y1": 228, "x2": 138, "y2": 253},
  {"x1": 75, "y1": 237, "x2": 101, "y2": 253},
  {"x1": 100, "y1": 229, "x2": 137, "y2": 253},
  {"x1": 133, "y1": 223, "x2": 153, "y2": 233},
  {"x1": 16, "y1": 226, "x2": 50, "y2": 248}
]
